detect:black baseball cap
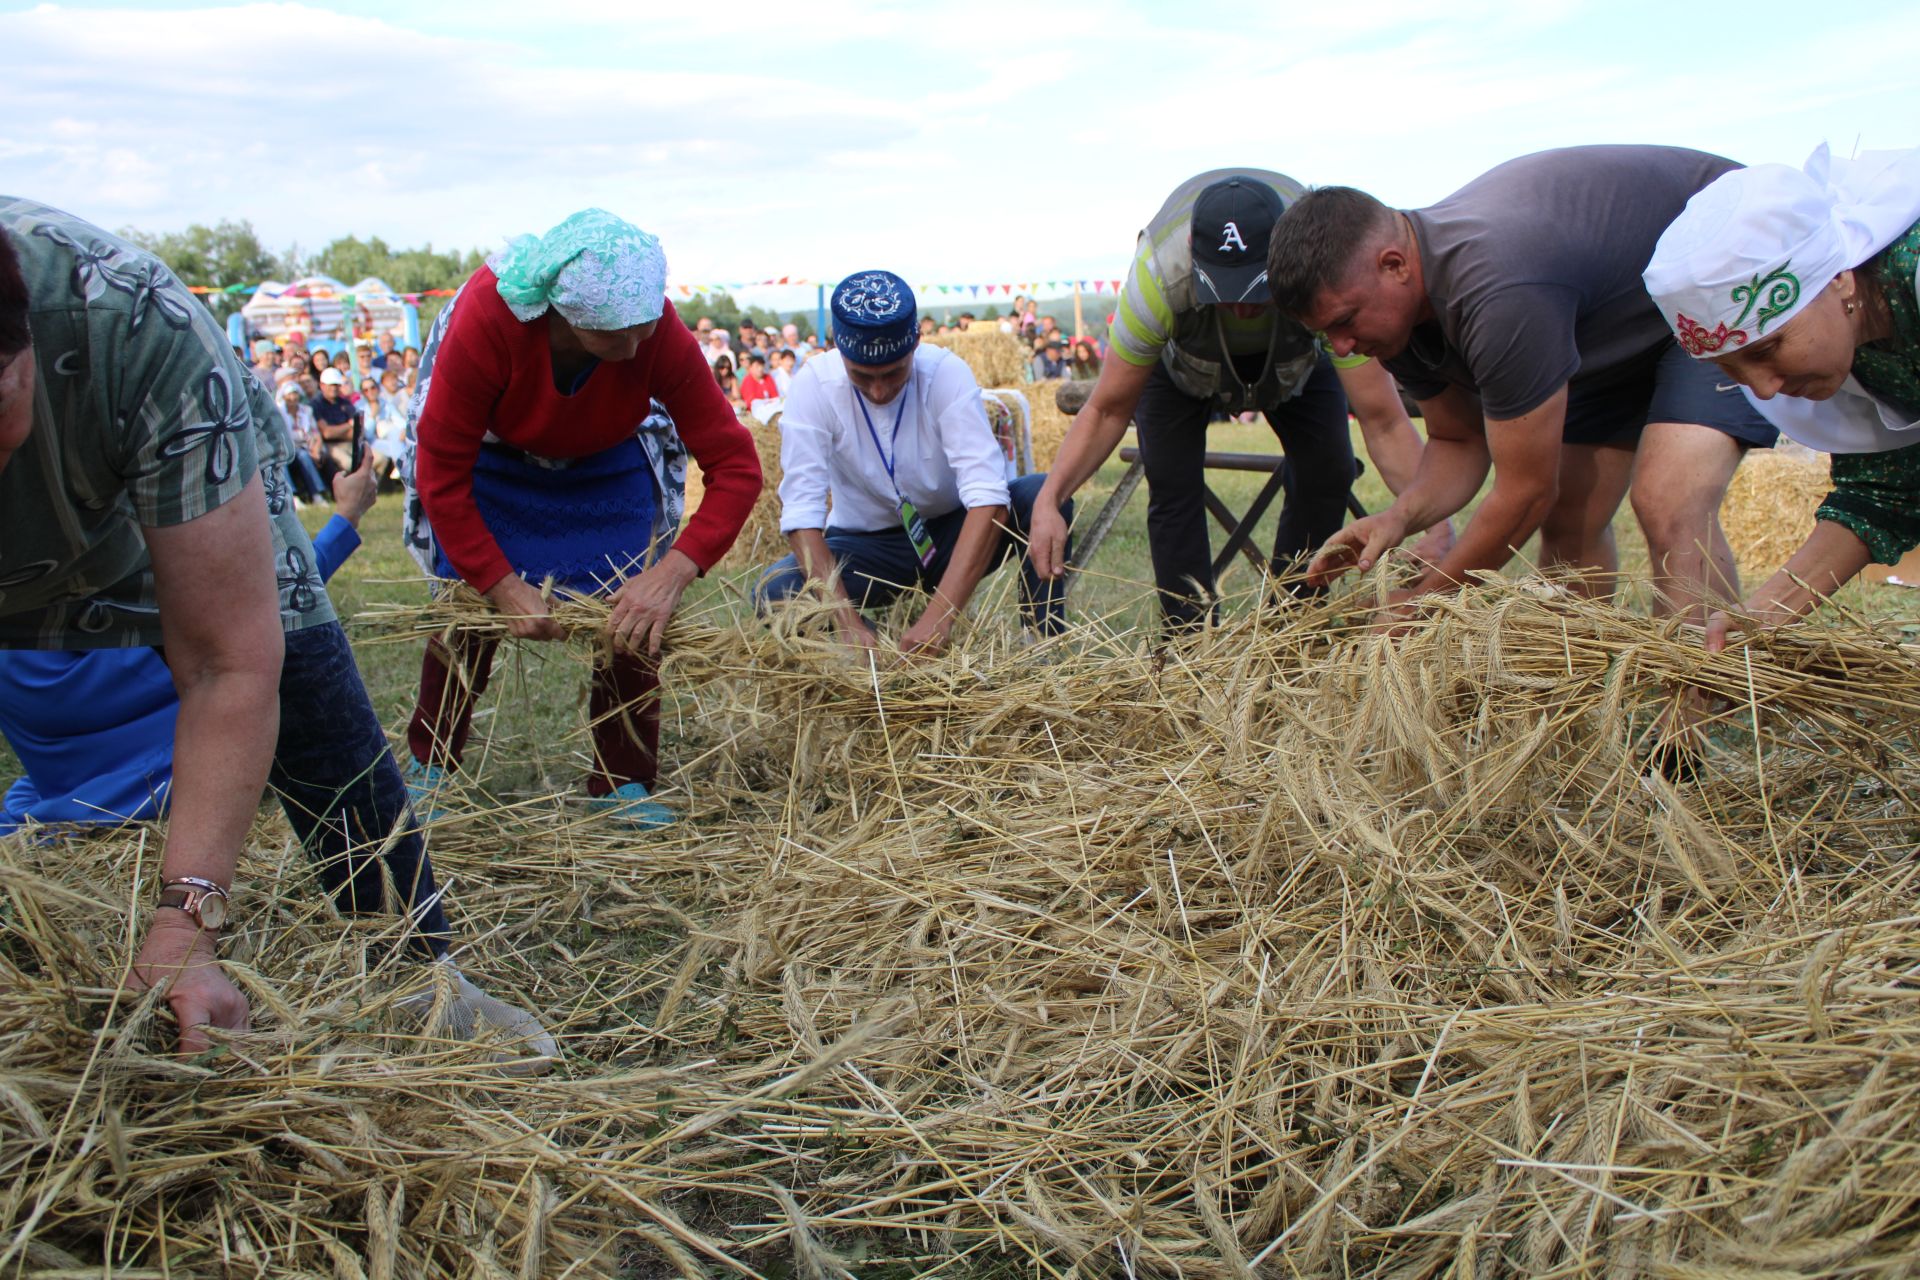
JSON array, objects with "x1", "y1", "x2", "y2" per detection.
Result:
[{"x1": 1190, "y1": 177, "x2": 1285, "y2": 305}]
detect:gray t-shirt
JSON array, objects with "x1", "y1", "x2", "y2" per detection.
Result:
[{"x1": 1384, "y1": 146, "x2": 1740, "y2": 421}]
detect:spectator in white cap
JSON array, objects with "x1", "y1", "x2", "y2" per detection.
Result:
[
  {"x1": 312, "y1": 365, "x2": 360, "y2": 484},
  {"x1": 1644, "y1": 143, "x2": 1920, "y2": 648}
]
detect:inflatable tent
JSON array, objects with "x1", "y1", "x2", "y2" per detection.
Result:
[{"x1": 238, "y1": 274, "x2": 419, "y2": 351}]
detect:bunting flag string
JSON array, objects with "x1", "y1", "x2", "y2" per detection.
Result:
[{"x1": 191, "y1": 275, "x2": 1124, "y2": 304}]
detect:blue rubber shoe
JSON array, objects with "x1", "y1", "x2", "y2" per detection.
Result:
[
  {"x1": 404, "y1": 758, "x2": 449, "y2": 822},
  {"x1": 589, "y1": 781, "x2": 677, "y2": 830}
]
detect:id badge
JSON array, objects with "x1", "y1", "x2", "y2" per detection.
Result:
[{"x1": 898, "y1": 497, "x2": 937, "y2": 567}]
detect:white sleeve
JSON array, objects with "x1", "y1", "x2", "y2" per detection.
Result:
[
  {"x1": 932, "y1": 361, "x2": 1012, "y2": 510},
  {"x1": 777, "y1": 368, "x2": 835, "y2": 533}
]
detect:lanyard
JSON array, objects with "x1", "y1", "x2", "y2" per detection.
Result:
[{"x1": 854, "y1": 376, "x2": 914, "y2": 498}]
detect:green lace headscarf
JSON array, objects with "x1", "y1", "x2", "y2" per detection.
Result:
[{"x1": 490, "y1": 209, "x2": 667, "y2": 331}]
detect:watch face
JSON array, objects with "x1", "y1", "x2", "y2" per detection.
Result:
[{"x1": 197, "y1": 892, "x2": 229, "y2": 930}]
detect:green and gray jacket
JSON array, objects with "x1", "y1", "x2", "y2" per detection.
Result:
[{"x1": 1109, "y1": 168, "x2": 1366, "y2": 412}]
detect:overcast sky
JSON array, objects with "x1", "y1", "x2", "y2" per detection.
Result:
[{"x1": 5, "y1": 0, "x2": 1918, "y2": 313}]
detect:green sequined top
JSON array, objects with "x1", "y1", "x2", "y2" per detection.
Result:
[{"x1": 1813, "y1": 215, "x2": 1920, "y2": 564}]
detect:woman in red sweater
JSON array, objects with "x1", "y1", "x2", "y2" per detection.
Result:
[{"x1": 401, "y1": 209, "x2": 761, "y2": 827}]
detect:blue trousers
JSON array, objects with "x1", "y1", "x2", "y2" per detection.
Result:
[
  {"x1": 272, "y1": 622, "x2": 449, "y2": 955},
  {"x1": 757, "y1": 473, "x2": 1071, "y2": 634}
]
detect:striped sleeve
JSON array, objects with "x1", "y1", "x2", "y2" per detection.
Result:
[{"x1": 1109, "y1": 240, "x2": 1176, "y2": 367}]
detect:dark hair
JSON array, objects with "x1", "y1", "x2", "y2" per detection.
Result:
[
  {"x1": 1266, "y1": 186, "x2": 1399, "y2": 319},
  {"x1": 0, "y1": 230, "x2": 31, "y2": 357}
]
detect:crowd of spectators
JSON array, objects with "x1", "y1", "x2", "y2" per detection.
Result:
[
  {"x1": 688, "y1": 293, "x2": 1107, "y2": 417},
  {"x1": 243, "y1": 296, "x2": 1110, "y2": 507},
  {"x1": 246, "y1": 328, "x2": 421, "y2": 503}
]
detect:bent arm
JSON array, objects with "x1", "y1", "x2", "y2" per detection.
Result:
[
  {"x1": 924, "y1": 505, "x2": 1007, "y2": 624},
  {"x1": 1036, "y1": 354, "x2": 1151, "y2": 507},
  {"x1": 1336, "y1": 359, "x2": 1422, "y2": 496},
  {"x1": 1405, "y1": 386, "x2": 1567, "y2": 593},
  {"x1": 1734, "y1": 521, "x2": 1875, "y2": 629},
  {"x1": 144, "y1": 473, "x2": 285, "y2": 895}
]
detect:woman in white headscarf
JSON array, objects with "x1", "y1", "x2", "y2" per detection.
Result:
[{"x1": 1644, "y1": 144, "x2": 1920, "y2": 648}]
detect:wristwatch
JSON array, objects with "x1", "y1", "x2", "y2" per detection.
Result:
[{"x1": 156, "y1": 877, "x2": 231, "y2": 930}]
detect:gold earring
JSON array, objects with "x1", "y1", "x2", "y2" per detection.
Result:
[{"x1": 1845, "y1": 298, "x2": 1858, "y2": 316}]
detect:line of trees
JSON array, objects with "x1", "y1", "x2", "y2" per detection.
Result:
[
  {"x1": 122, "y1": 220, "x2": 486, "y2": 327},
  {"x1": 127, "y1": 220, "x2": 820, "y2": 340}
]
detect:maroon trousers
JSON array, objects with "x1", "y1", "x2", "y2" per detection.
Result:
[{"x1": 407, "y1": 635, "x2": 661, "y2": 796}]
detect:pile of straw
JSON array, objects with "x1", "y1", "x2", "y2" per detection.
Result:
[
  {"x1": 928, "y1": 327, "x2": 1028, "y2": 389},
  {"x1": 13, "y1": 579, "x2": 1920, "y2": 1276},
  {"x1": 1721, "y1": 447, "x2": 1832, "y2": 583}
]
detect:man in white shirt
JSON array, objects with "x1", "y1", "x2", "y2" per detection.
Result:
[{"x1": 758, "y1": 271, "x2": 1071, "y2": 654}]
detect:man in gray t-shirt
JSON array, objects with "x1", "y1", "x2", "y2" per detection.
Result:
[{"x1": 1266, "y1": 145, "x2": 1777, "y2": 627}]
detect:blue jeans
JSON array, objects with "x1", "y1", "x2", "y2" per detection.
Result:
[
  {"x1": 273, "y1": 622, "x2": 449, "y2": 955},
  {"x1": 757, "y1": 473, "x2": 1071, "y2": 634},
  {"x1": 286, "y1": 453, "x2": 326, "y2": 502}
]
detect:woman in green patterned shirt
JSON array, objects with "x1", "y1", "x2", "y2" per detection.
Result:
[{"x1": 1644, "y1": 144, "x2": 1920, "y2": 648}]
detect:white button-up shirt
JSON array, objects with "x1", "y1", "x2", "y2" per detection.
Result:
[{"x1": 778, "y1": 347, "x2": 1012, "y2": 534}]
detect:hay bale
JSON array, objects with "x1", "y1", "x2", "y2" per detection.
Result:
[
  {"x1": 1027, "y1": 377, "x2": 1075, "y2": 471},
  {"x1": 979, "y1": 380, "x2": 1077, "y2": 474},
  {"x1": 927, "y1": 327, "x2": 1027, "y2": 389},
  {"x1": 1720, "y1": 446, "x2": 1831, "y2": 582},
  {"x1": 685, "y1": 412, "x2": 785, "y2": 574}
]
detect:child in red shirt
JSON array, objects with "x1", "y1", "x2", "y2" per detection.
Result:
[{"x1": 738, "y1": 354, "x2": 781, "y2": 409}]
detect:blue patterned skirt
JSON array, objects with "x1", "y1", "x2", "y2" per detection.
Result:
[{"x1": 434, "y1": 437, "x2": 658, "y2": 593}]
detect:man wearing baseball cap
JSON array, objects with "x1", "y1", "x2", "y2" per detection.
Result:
[
  {"x1": 757, "y1": 270, "x2": 1070, "y2": 654},
  {"x1": 1029, "y1": 169, "x2": 1436, "y2": 627}
]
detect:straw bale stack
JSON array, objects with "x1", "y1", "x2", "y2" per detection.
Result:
[
  {"x1": 927, "y1": 326, "x2": 1027, "y2": 388},
  {"x1": 15, "y1": 581, "x2": 1920, "y2": 1276},
  {"x1": 1720, "y1": 446, "x2": 1831, "y2": 583}
]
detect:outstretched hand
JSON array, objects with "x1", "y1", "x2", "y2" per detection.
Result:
[
  {"x1": 1027, "y1": 499, "x2": 1071, "y2": 581},
  {"x1": 485, "y1": 574, "x2": 565, "y2": 642},
  {"x1": 1307, "y1": 511, "x2": 1410, "y2": 587},
  {"x1": 128, "y1": 914, "x2": 248, "y2": 1057},
  {"x1": 330, "y1": 448, "x2": 379, "y2": 527},
  {"x1": 607, "y1": 549, "x2": 699, "y2": 656}
]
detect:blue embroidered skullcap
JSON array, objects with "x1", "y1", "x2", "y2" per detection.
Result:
[{"x1": 831, "y1": 270, "x2": 919, "y2": 366}]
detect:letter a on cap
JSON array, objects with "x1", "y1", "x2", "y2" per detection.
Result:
[{"x1": 1219, "y1": 222, "x2": 1248, "y2": 253}]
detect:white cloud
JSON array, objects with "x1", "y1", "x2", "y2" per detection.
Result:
[{"x1": 1, "y1": 0, "x2": 1915, "y2": 299}]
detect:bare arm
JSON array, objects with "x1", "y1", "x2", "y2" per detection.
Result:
[
  {"x1": 135, "y1": 473, "x2": 285, "y2": 1052},
  {"x1": 1307, "y1": 384, "x2": 1497, "y2": 585},
  {"x1": 1405, "y1": 387, "x2": 1568, "y2": 593},
  {"x1": 900, "y1": 505, "x2": 1007, "y2": 655},
  {"x1": 1029, "y1": 355, "x2": 1152, "y2": 578},
  {"x1": 786, "y1": 527, "x2": 877, "y2": 648},
  {"x1": 1335, "y1": 359, "x2": 1421, "y2": 495},
  {"x1": 1707, "y1": 521, "x2": 1874, "y2": 651}
]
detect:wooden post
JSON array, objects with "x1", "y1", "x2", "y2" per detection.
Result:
[{"x1": 1073, "y1": 282, "x2": 1084, "y2": 342}]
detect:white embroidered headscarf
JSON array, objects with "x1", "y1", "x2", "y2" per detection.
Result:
[
  {"x1": 1645, "y1": 144, "x2": 1920, "y2": 358},
  {"x1": 1641, "y1": 144, "x2": 1920, "y2": 454}
]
